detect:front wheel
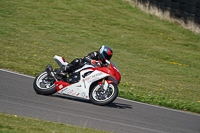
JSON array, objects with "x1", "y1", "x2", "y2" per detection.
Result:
[
  {"x1": 90, "y1": 83, "x2": 118, "y2": 105},
  {"x1": 33, "y1": 71, "x2": 57, "y2": 95}
]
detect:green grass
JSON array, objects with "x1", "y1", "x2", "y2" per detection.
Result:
[
  {"x1": 0, "y1": 113, "x2": 111, "y2": 133},
  {"x1": 0, "y1": 0, "x2": 200, "y2": 113}
]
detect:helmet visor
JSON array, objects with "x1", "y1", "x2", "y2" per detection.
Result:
[{"x1": 103, "y1": 51, "x2": 112, "y2": 60}]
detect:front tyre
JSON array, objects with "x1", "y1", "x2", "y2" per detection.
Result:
[
  {"x1": 90, "y1": 83, "x2": 118, "y2": 106},
  {"x1": 33, "y1": 71, "x2": 57, "y2": 95}
]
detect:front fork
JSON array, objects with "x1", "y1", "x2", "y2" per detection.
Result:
[
  {"x1": 98, "y1": 78, "x2": 112, "y2": 98},
  {"x1": 101, "y1": 78, "x2": 108, "y2": 90}
]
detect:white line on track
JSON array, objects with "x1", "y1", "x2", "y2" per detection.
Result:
[
  {"x1": 0, "y1": 69, "x2": 35, "y2": 79},
  {"x1": 0, "y1": 68, "x2": 199, "y2": 117},
  {"x1": 0, "y1": 99, "x2": 168, "y2": 133},
  {"x1": 117, "y1": 97, "x2": 200, "y2": 117}
]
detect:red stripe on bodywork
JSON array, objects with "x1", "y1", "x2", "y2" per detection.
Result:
[{"x1": 55, "y1": 81, "x2": 70, "y2": 91}]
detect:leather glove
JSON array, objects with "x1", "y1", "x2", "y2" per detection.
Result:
[{"x1": 91, "y1": 60, "x2": 102, "y2": 67}]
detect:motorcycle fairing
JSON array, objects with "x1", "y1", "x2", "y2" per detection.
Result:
[
  {"x1": 56, "y1": 80, "x2": 90, "y2": 99},
  {"x1": 56, "y1": 69, "x2": 110, "y2": 99},
  {"x1": 90, "y1": 66, "x2": 120, "y2": 85},
  {"x1": 74, "y1": 64, "x2": 94, "y2": 73}
]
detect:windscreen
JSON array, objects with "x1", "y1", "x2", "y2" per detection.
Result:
[{"x1": 110, "y1": 61, "x2": 118, "y2": 69}]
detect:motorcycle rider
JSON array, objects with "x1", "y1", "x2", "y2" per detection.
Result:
[{"x1": 61, "y1": 45, "x2": 113, "y2": 73}]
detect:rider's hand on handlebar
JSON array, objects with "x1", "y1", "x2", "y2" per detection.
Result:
[
  {"x1": 91, "y1": 60, "x2": 102, "y2": 67},
  {"x1": 95, "y1": 61, "x2": 102, "y2": 67}
]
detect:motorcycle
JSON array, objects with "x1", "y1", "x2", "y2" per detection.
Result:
[{"x1": 33, "y1": 55, "x2": 121, "y2": 105}]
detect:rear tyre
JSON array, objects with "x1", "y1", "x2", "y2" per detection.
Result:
[
  {"x1": 90, "y1": 83, "x2": 118, "y2": 106},
  {"x1": 33, "y1": 71, "x2": 57, "y2": 95}
]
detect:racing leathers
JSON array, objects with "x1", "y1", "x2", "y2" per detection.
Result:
[{"x1": 62, "y1": 51, "x2": 107, "y2": 73}]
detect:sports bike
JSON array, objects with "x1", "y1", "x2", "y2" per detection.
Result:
[{"x1": 33, "y1": 55, "x2": 121, "y2": 105}]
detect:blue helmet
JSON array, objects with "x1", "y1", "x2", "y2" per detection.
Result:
[{"x1": 99, "y1": 45, "x2": 113, "y2": 61}]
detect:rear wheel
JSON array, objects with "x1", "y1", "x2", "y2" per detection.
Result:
[
  {"x1": 33, "y1": 71, "x2": 57, "y2": 95},
  {"x1": 90, "y1": 83, "x2": 118, "y2": 105}
]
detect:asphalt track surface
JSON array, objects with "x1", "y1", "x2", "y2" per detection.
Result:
[{"x1": 0, "y1": 69, "x2": 200, "y2": 133}]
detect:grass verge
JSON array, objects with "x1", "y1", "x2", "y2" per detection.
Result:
[
  {"x1": 0, "y1": 0, "x2": 200, "y2": 113},
  {"x1": 0, "y1": 113, "x2": 111, "y2": 133}
]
